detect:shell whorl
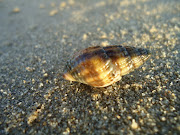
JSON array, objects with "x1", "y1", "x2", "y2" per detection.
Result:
[{"x1": 63, "y1": 45, "x2": 151, "y2": 87}]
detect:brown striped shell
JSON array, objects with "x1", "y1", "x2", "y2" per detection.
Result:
[{"x1": 63, "y1": 45, "x2": 151, "y2": 87}]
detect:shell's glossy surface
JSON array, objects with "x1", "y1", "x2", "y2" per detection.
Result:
[{"x1": 63, "y1": 45, "x2": 151, "y2": 87}]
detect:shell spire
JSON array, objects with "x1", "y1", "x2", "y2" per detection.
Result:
[{"x1": 63, "y1": 45, "x2": 151, "y2": 87}]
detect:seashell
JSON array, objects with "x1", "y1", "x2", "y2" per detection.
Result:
[{"x1": 63, "y1": 45, "x2": 151, "y2": 87}]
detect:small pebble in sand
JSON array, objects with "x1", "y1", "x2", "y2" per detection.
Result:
[
  {"x1": 12, "y1": 7, "x2": 20, "y2": 13},
  {"x1": 131, "y1": 119, "x2": 139, "y2": 129}
]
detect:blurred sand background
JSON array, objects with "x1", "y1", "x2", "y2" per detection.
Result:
[{"x1": 0, "y1": 0, "x2": 179, "y2": 134}]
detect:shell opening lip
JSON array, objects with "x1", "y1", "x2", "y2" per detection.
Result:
[{"x1": 63, "y1": 72, "x2": 76, "y2": 81}]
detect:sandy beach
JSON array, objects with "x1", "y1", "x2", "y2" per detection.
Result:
[{"x1": 0, "y1": 0, "x2": 179, "y2": 134}]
